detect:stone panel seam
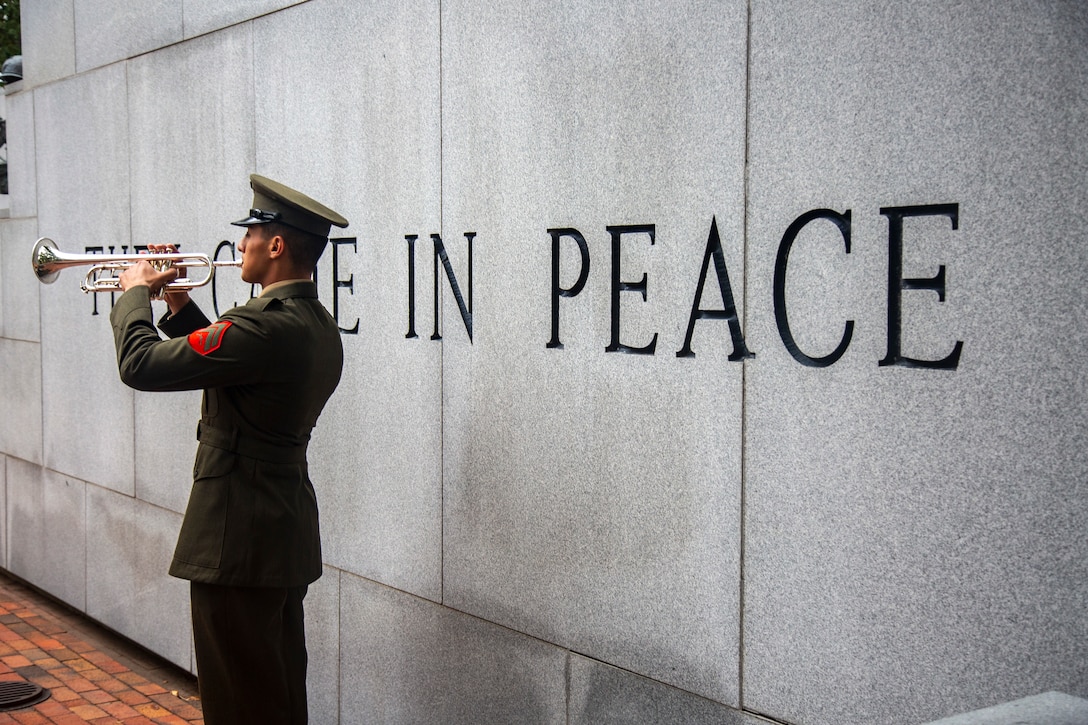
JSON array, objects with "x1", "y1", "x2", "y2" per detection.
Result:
[
  {"x1": 3, "y1": 455, "x2": 7, "y2": 569},
  {"x1": 564, "y1": 650, "x2": 572, "y2": 724},
  {"x1": 32, "y1": 85, "x2": 41, "y2": 221},
  {"x1": 83, "y1": 462, "x2": 90, "y2": 616},
  {"x1": 35, "y1": 84, "x2": 44, "y2": 466},
  {"x1": 342, "y1": 564, "x2": 774, "y2": 721},
  {"x1": 123, "y1": 59, "x2": 139, "y2": 503},
  {"x1": 336, "y1": 567, "x2": 343, "y2": 725},
  {"x1": 338, "y1": 566, "x2": 569, "y2": 649},
  {"x1": 738, "y1": 0, "x2": 753, "y2": 712},
  {"x1": 438, "y1": 0, "x2": 446, "y2": 608},
  {"x1": 37, "y1": 331, "x2": 45, "y2": 470}
]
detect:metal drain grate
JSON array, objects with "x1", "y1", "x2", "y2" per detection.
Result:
[{"x1": 0, "y1": 680, "x2": 51, "y2": 711}]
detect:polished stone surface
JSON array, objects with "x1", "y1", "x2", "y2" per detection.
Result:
[
  {"x1": 85, "y1": 486, "x2": 189, "y2": 669},
  {"x1": 923, "y1": 692, "x2": 1088, "y2": 725},
  {"x1": 3, "y1": 91, "x2": 36, "y2": 221},
  {"x1": 125, "y1": 25, "x2": 256, "y2": 514},
  {"x1": 0, "y1": 339, "x2": 43, "y2": 465},
  {"x1": 73, "y1": 0, "x2": 182, "y2": 73},
  {"x1": 35, "y1": 63, "x2": 135, "y2": 494},
  {"x1": 0, "y1": 218, "x2": 41, "y2": 343},
  {"x1": 19, "y1": 0, "x2": 76, "y2": 86},
  {"x1": 339, "y1": 573, "x2": 567, "y2": 723},
  {"x1": 127, "y1": 26, "x2": 254, "y2": 260},
  {"x1": 5, "y1": 461, "x2": 86, "y2": 609},
  {"x1": 440, "y1": 0, "x2": 747, "y2": 704},
  {"x1": 183, "y1": 0, "x2": 304, "y2": 39},
  {"x1": 0, "y1": 456, "x2": 6, "y2": 568},
  {"x1": 5, "y1": 2, "x2": 1088, "y2": 723},
  {"x1": 252, "y1": 0, "x2": 445, "y2": 602},
  {"x1": 742, "y1": 2, "x2": 1088, "y2": 723},
  {"x1": 569, "y1": 655, "x2": 764, "y2": 725}
]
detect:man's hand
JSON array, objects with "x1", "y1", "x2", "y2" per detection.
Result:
[
  {"x1": 118, "y1": 259, "x2": 179, "y2": 296},
  {"x1": 145, "y1": 244, "x2": 191, "y2": 314}
]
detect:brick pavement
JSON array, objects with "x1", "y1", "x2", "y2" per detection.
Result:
[{"x1": 0, "y1": 571, "x2": 202, "y2": 724}]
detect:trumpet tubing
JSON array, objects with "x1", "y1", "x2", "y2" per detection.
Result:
[{"x1": 31, "y1": 237, "x2": 242, "y2": 293}]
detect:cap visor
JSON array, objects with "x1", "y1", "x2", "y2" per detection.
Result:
[{"x1": 230, "y1": 215, "x2": 266, "y2": 227}]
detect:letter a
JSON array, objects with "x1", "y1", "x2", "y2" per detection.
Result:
[{"x1": 677, "y1": 217, "x2": 753, "y2": 360}]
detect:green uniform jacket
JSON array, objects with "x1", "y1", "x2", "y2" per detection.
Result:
[{"x1": 110, "y1": 281, "x2": 343, "y2": 587}]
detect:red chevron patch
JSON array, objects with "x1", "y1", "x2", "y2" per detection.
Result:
[{"x1": 188, "y1": 320, "x2": 233, "y2": 356}]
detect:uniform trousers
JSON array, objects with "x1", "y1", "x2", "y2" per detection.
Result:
[{"x1": 190, "y1": 582, "x2": 310, "y2": 725}]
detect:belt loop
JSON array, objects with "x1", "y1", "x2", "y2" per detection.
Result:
[{"x1": 196, "y1": 421, "x2": 239, "y2": 452}]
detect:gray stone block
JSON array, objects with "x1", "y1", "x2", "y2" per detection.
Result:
[
  {"x1": 73, "y1": 0, "x2": 182, "y2": 73},
  {"x1": 339, "y1": 573, "x2": 567, "y2": 724},
  {"x1": 183, "y1": 0, "x2": 305, "y2": 39},
  {"x1": 742, "y1": 2, "x2": 1088, "y2": 724},
  {"x1": 125, "y1": 27, "x2": 259, "y2": 512},
  {"x1": 10, "y1": 3, "x2": 1087, "y2": 724},
  {"x1": 569, "y1": 655, "x2": 764, "y2": 725},
  {"x1": 252, "y1": 0, "x2": 445, "y2": 601},
  {"x1": 0, "y1": 456, "x2": 6, "y2": 568},
  {"x1": 6, "y1": 461, "x2": 86, "y2": 609},
  {"x1": 439, "y1": 0, "x2": 748, "y2": 704},
  {"x1": 85, "y1": 486, "x2": 190, "y2": 669},
  {"x1": 923, "y1": 692, "x2": 1088, "y2": 725},
  {"x1": 19, "y1": 0, "x2": 76, "y2": 86},
  {"x1": 127, "y1": 26, "x2": 255, "y2": 262},
  {"x1": 0, "y1": 220, "x2": 4, "y2": 335},
  {"x1": 1, "y1": 218, "x2": 41, "y2": 343},
  {"x1": 4, "y1": 90, "x2": 37, "y2": 220},
  {"x1": 0, "y1": 339, "x2": 43, "y2": 465},
  {"x1": 35, "y1": 63, "x2": 135, "y2": 493}
]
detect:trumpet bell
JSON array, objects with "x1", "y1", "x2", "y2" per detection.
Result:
[{"x1": 32, "y1": 237, "x2": 62, "y2": 284}]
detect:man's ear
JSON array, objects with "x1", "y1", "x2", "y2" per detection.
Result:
[{"x1": 269, "y1": 234, "x2": 286, "y2": 259}]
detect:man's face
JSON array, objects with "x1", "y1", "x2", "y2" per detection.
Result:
[{"x1": 237, "y1": 224, "x2": 272, "y2": 285}]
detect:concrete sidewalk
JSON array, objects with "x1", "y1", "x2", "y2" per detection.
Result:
[{"x1": 0, "y1": 570, "x2": 202, "y2": 724}]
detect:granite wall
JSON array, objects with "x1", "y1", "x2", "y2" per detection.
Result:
[{"x1": 1, "y1": 2, "x2": 1085, "y2": 724}]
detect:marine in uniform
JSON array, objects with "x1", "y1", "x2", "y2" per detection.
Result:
[{"x1": 109, "y1": 175, "x2": 348, "y2": 724}]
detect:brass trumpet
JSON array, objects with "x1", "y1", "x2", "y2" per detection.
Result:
[{"x1": 31, "y1": 237, "x2": 242, "y2": 293}]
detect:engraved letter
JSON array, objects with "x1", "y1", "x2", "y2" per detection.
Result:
[
  {"x1": 605, "y1": 224, "x2": 658, "y2": 355},
  {"x1": 331, "y1": 237, "x2": 359, "y2": 335},
  {"x1": 879, "y1": 204, "x2": 962, "y2": 369},
  {"x1": 405, "y1": 235, "x2": 419, "y2": 339},
  {"x1": 773, "y1": 209, "x2": 854, "y2": 367},
  {"x1": 677, "y1": 217, "x2": 753, "y2": 360},
  {"x1": 431, "y1": 232, "x2": 475, "y2": 342},
  {"x1": 546, "y1": 228, "x2": 590, "y2": 349}
]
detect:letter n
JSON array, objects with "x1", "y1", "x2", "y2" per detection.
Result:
[{"x1": 431, "y1": 232, "x2": 475, "y2": 342}]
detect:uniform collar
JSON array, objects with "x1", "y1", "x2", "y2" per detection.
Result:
[{"x1": 258, "y1": 279, "x2": 318, "y2": 300}]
